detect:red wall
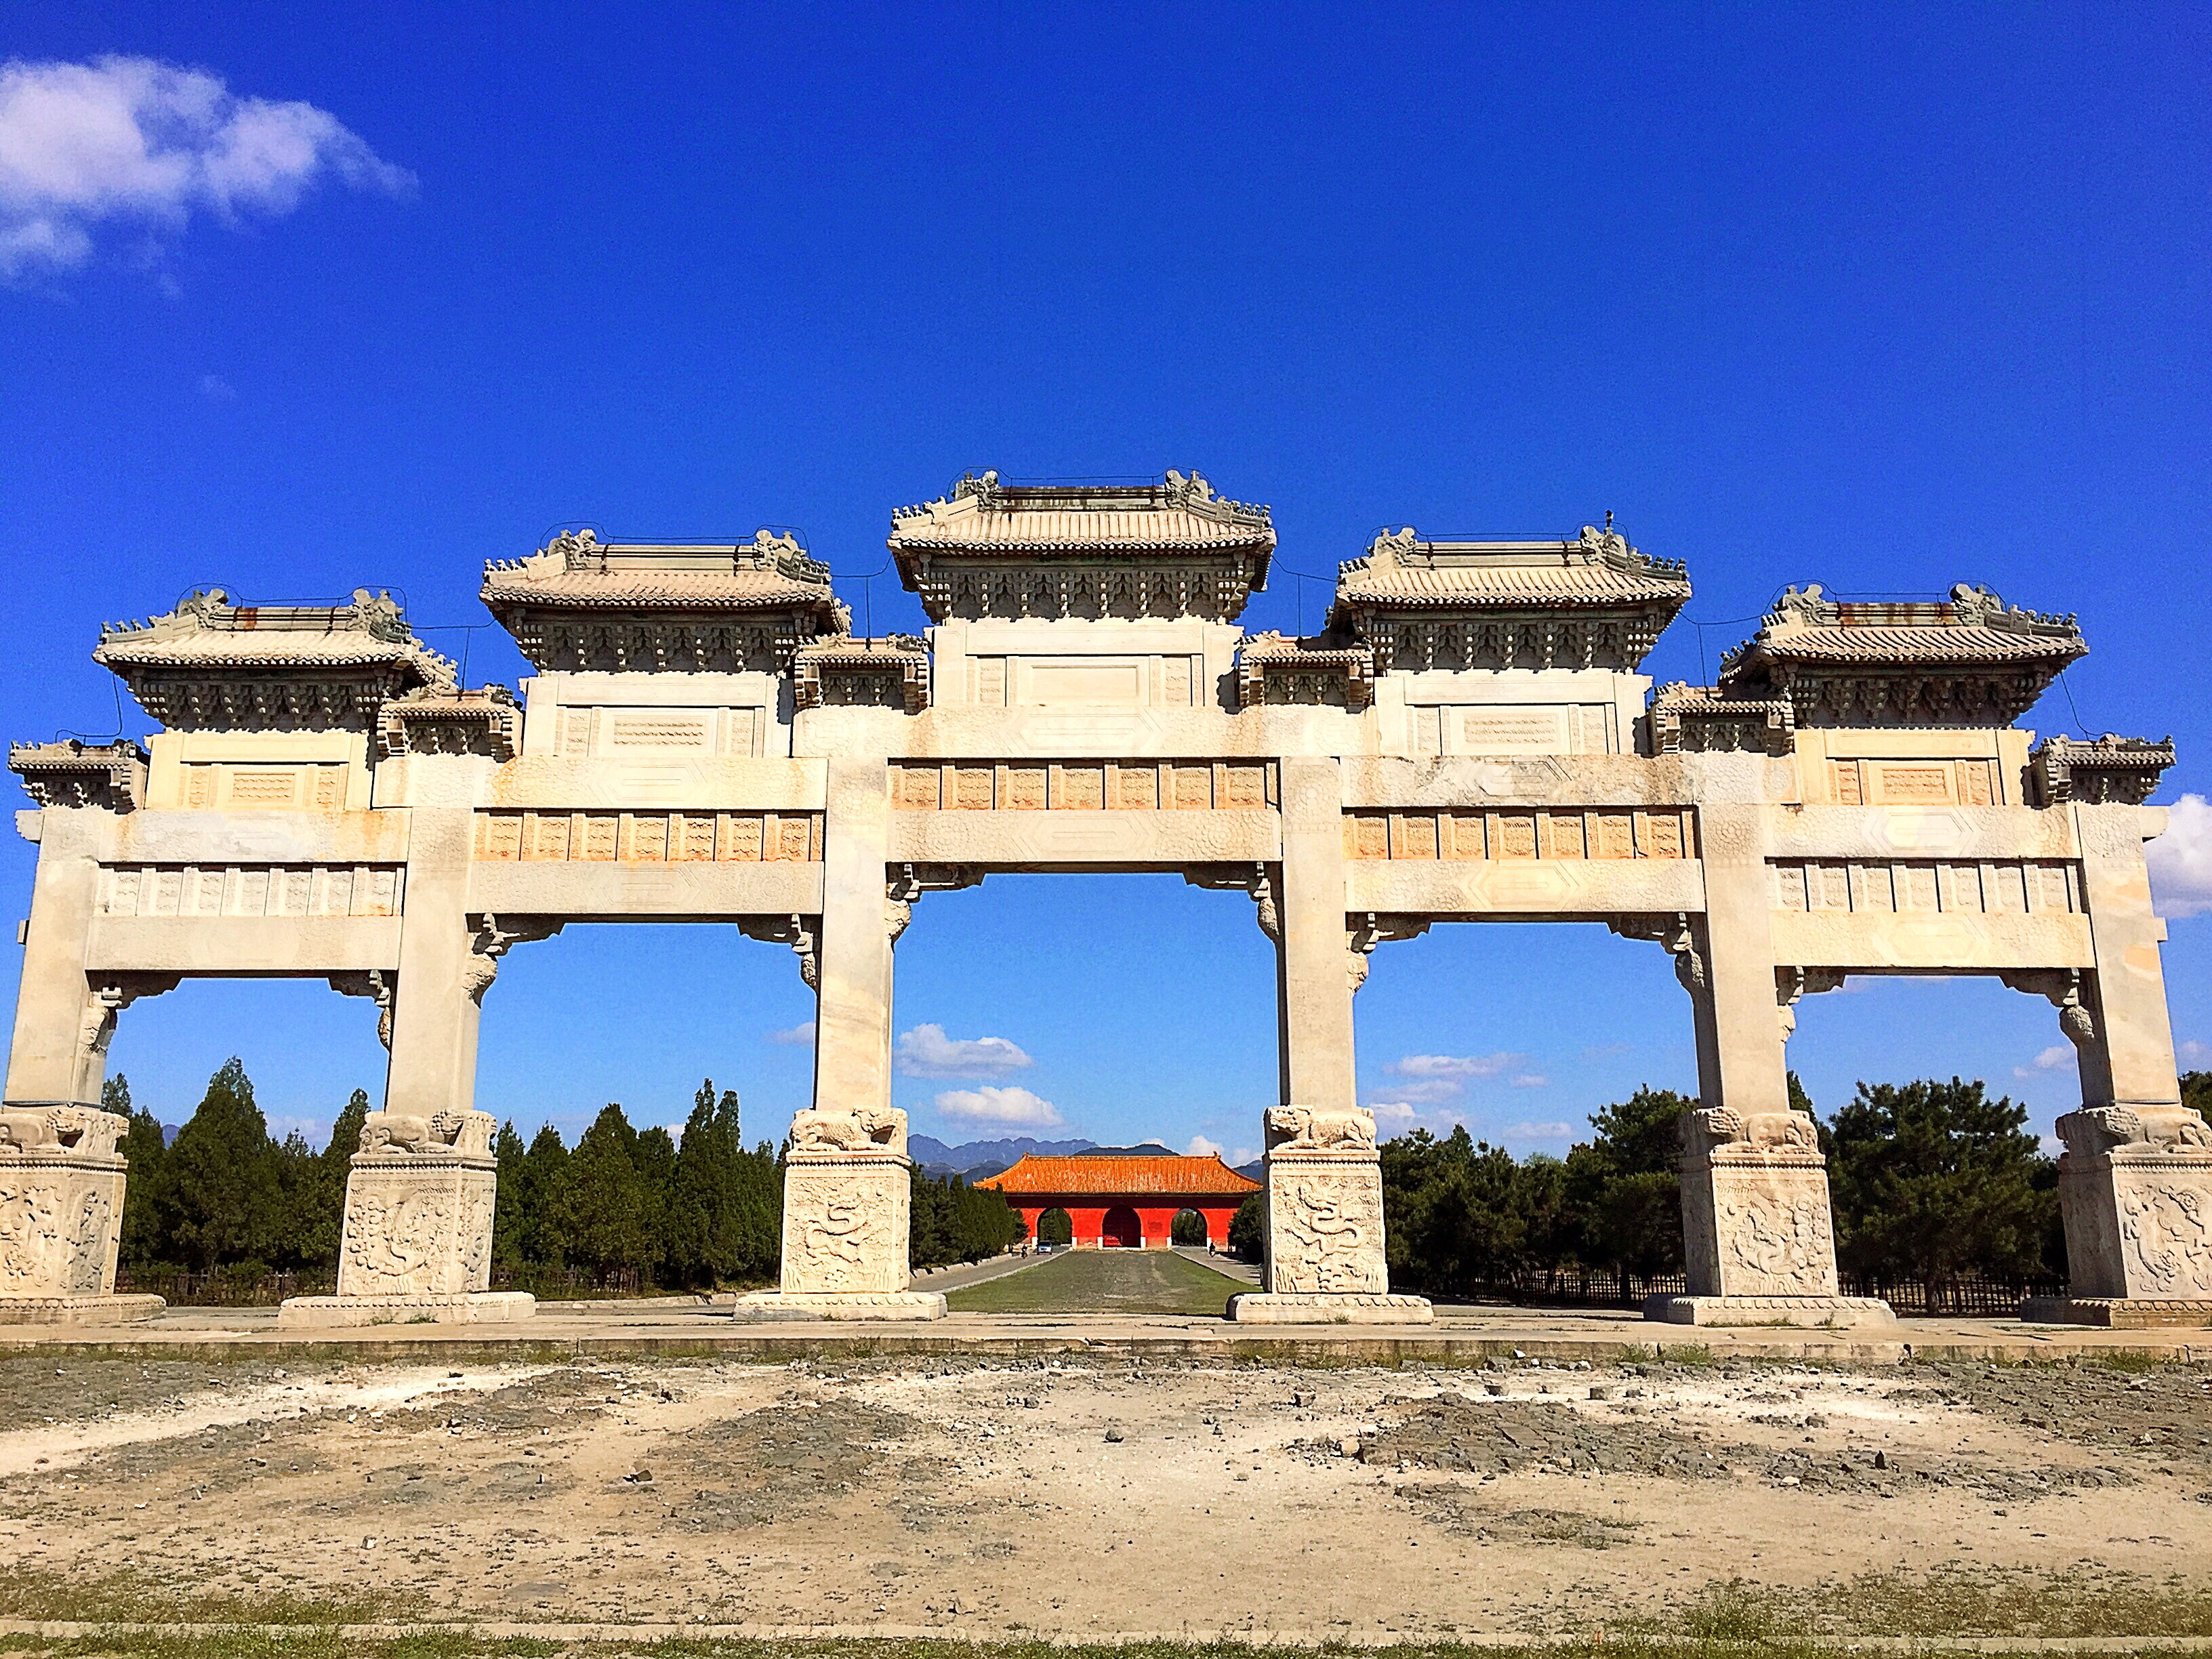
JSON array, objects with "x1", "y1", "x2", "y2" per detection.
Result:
[{"x1": 1014, "y1": 1201, "x2": 1244, "y2": 1248}]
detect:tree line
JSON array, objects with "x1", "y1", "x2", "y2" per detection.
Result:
[{"x1": 110, "y1": 1060, "x2": 1023, "y2": 1290}]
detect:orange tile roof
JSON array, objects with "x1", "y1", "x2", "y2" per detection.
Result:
[{"x1": 976, "y1": 1153, "x2": 1261, "y2": 1197}]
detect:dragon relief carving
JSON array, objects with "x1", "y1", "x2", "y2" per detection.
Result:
[
  {"x1": 785, "y1": 1170, "x2": 902, "y2": 1292},
  {"x1": 341, "y1": 1183, "x2": 467, "y2": 1295},
  {"x1": 1715, "y1": 1185, "x2": 1836, "y2": 1294},
  {"x1": 1271, "y1": 1175, "x2": 1387, "y2": 1294},
  {"x1": 2116, "y1": 1183, "x2": 2212, "y2": 1296}
]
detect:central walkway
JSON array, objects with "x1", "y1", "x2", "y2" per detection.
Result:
[{"x1": 944, "y1": 1247, "x2": 1254, "y2": 1315}]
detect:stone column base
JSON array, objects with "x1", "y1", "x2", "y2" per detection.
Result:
[
  {"x1": 2020, "y1": 1296, "x2": 2212, "y2": 1329},
  {"x1": 1228, "y1": 1292, "x2": 1433, "y2": 1325},
  {"x1": 276, "y1": 1291, "x2": 535, "y2": 1328},
  {"x1": 1645, "y1": 1293, "x2": 1895, "y2": 1329},
  {"x1": 0, "y1": 1293, "x2": 165, "y2": 1326},
  {"x1": 729, "y1": 1291, "x2": 947, "y2": 1322}
]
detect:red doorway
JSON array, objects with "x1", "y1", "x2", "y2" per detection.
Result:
[{"x1": 1100, "y1": 1205, "x2": 1142, "y2": 1248}]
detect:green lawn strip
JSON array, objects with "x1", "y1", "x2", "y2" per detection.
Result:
[{"x1": 945, "y1": 1249, "x2": 1246, "y2": 1315}]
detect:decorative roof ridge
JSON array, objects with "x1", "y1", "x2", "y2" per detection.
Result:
[
  {"x1": 100, "y1": 586, "x2": 421, "y2": 645},
  {"x1": 1340, "y1": 520, "x2": 1688, "y2": 583},
  {"x1": 891, "y1": 468, "x2": 1273, "y2": 530},
  {"x1": 1753, "y1": 581, "x2": 2081, "y2": 638},
  {"x1": 2028, "y1": 732, "x2": 2177, "y2": 808},
  {"x1": 483, "y1": 526, "x2": 833, "y2": 588},
  {"x1": 10, "y1": 739, "x2": 150, "y2": 811},
  {"x1": 794, "y1": 632, "x2": 928, "y2": 658}
]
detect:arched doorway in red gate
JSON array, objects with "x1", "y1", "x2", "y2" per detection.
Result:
[
  {"x1": 1100, "y1": 1206, "x2": 1143, "y2": 1248},
  {"x1": 1171, "y1": 1207, "x2": 1209, "y2": 1246},
  {"x1": 1036, "y1": 1206, "x2": 1073, "y2": 1247}
]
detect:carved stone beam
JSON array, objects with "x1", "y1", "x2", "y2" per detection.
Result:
[
  {"x1": 738, "y1": 914, "x2": 820, "y2": 990},
  {"x1": 1774, "y1": 966, "x2": 1848, "y2": 1042},
  {"x1": 1345, "y1": 912, "x2": 1434, "y2": 994},
  {"x1": 1183, "y1": 863, "x2": 1279, "y2": 943},
  {"x1": 328, "y1": 968, "x2": 397, "y2": 1049},
  {"x1": 2000, "y1": 968, "x2": 2097, "y2": 1050},
  {"x1": 461, "y1": 914, "x2": 565, "y2": 1005},
  {"x1": 75, "y1": 972, "x2": 180, "y2": 1095}
]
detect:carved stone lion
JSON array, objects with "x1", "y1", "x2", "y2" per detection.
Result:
[
  {"x1": 1689, "y1": 1107, "x2": 1820, "y2": 1158},
  {"x1": 1265, "y1": 1105, "x2": 1377, "y2": 1153},
  {"x1": 2060, "y1": 1105, "x2": 2212, "y2": 1159},
  {"x1": 789, "y1": 1105, "x2": 906, "y2": 1158},
  {"x1": 0, "y1": 1109, "x2": 121, "y2": 1159},
  {"x1": 359, "y1": 1111, "x2": 468, "y2": 1155}
]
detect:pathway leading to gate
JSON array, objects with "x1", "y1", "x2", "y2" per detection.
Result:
[{"x1": 945, "y1": 1246, "x2": 1254, "y2": 1315}]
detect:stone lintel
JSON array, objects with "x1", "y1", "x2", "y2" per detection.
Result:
[
  {"x1": 276, "y1": 1291, "x2": 536, "y2": 1328},
  {"x1": 1227, "y1": 1292, "x2": 1433, "y2": 1325}
]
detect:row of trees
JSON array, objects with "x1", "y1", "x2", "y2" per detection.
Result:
[
  {"x1": 111, "y1": 1061, "x2": 1023, "y2": 1290},
  {"x1": 1367, "y1": 1073, "x2": 2070, "y2": 1309}
]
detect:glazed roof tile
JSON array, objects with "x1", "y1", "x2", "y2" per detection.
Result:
[
  {"x1": 1331, "y1": 526, "x2": 1690, "y2": 615},
  {"x1": 976, "y1": 1153, "x2": 1262, "y2": 1197},
  {"x1": 889, "y1": 471, "x2": 1275, "y2": 556}
]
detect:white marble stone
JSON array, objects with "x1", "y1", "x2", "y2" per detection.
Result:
[{"x1": 0, "y1": 1107, "x2": 157, "y2": 1319}]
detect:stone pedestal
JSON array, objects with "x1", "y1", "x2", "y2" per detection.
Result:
[
  {"x1": 1229, "y1": 1107, "x2": 1431, "y2": 1324},
  {"x1": 1652, "y1": 1108, "x2": 1893, "y2": 1329},
  {"x1": 2021, "y1": 1105, "x2": 2212, "y2": 1326},
  {"x1": 733, "y1": 1105, "x2": 945, "y2": 1322},
  {"x1": 279, "y1": 1109, "x2": 533, "y2": 1328},
  {"x1": 0, "y1": 1105, "x2": 165, "y2": 1324}
]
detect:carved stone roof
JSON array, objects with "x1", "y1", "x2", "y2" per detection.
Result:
[
  {"x1": 377, "y1": 685, "x2": 523, "y2": 762},
  {"x1": 1236, "y1": 632, "x2": 1376, "y2": 712},
  {"x1": 94, "y1": 590, "x2": 454, "y2": 731},
  {"x1": 975, "y1": 1153, "x2": 1261, "y2": 1197},
  {"x1": 481, "y1": 529, "x2": 848, "y2": 672},
  {"x1": 9, "y1": 739, "x2": 148, "y2": 811},
  {"x1": 2029, "y1": 733, "x2": 2175, "y2": 808},
  {"x1": 1328, "y1": 524, "x2": 1689, "y2": 672},
  {"x1": 1648, "y1": 682, "x2": 1795, "y2": 756},
  {"x1": 888, "y1": 471, "x2": 1275, "y2": 623},
  {"x1": 792, "y1": 635, "x2": 931, "y2": 715},
  {"x1": 1719, "y1": 584, "x2": 2087, "y2": 727}
]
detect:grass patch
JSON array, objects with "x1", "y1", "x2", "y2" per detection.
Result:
[
  {"x1": 945, "y1": 1250, "x2": 1247, "y2": 1316},
  {"x1": 1660, "y1": 1566, "x2": 2212, "y2": 1640},
  {"x1": 0, "y1": 1568, "x2": 394, "y2": 1628}
]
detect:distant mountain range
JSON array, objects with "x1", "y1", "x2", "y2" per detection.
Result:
[{"x1": 909, "y1": 1134, "x2": 1261, "y2": 1183}]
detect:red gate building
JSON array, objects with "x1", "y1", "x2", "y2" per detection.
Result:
[{"x1": 977, "y1": 1153, "x2": 1261, "y2": 1249}]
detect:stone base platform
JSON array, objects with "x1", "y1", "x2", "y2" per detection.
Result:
[
  {"x1": 2020, "y1": 1296, "x2": 2212, "y2": 1329},
  {"x1": 1228, "y1": 1292, "x2": 1434, "y2": 1325},
  {"x1": 1645, "y1": 1294, "x2": 1896, "y2": 1329},
  {"x1": 730, "y1": 1292, "x2": 948, "y2": 1322},
  {"x1": 0, "y1": 1294, "x2": 166, "y2": 1326},
  {"x1": 276, "y1": 1292, "x2": 536, "y2": 1328}
]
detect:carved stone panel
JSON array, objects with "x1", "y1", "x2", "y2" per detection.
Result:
[
  {"x1": 0, "y1": 1109, "x2": 129, "y2": 1299},
  {"x1": 1263, "y1": 1149, "x2": 1389, "y2": 1296},
  {"x1": 2054, "y1": 1107, "x2": 2212, "y2": 1300},
  {"x1": 1680, "y1": 1117, "x2": 1843, "y2": 1300},
  {"x1": 779, "y1": 1156, "x2": 912, "y2": 1296},
  {"x1": 333, "y1": 1110, "x2": 499, "y2": 1297}
]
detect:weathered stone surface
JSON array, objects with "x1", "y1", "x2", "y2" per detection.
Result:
[
  {"x1": 2051, "y1": 1105, "x2": 2212, "y2": 1300},
  {"x1": 1646, "y1": 1294, "x2": 1895, "y2": 1328},
  {"x1": 1229, "y1": 1292, "x2": 1433, "y2": 1324},
  {"x1": 276, "y1": 1290, "x2": 535, "y2": 1327},
  {"x1": 729, "y1": 1290, "x2": 947, "y2": 1322},
  {"x1": 0, "y1": 1107, "x2": 140, "y2": 1308},
  {"x1": 0, "y1": 1294, "x2": 164, "y2": 1325}
]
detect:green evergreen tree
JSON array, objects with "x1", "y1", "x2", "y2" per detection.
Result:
[
  {"x1": 632, "y1": 1125, "x2": 678, "y2": 1284},
  {"x1": 268, "y1": 1128, "x2": 321, "y2": 1270},
  {"x1": 1563, "y1": 1086, "x2": 1692, "y2": 1284},
  {"x1": 157, "y1": 1057, "x2": 283, "y2": 1271},
  {"x1": 491, "y1": 1121, "x2": 532, "y2": 1271},
  {"x1": 1227, "y1": 1194, "x2": 1263, "y2": 1259},
  {"x1": 1824, "y1": 1076, "x2": 2056, "y2": 1308},
  {"x1": 513, "y1": 1123, "x2": 570, "y2": 1269},
  {"x1": 545, "y1": 1105, "x2": 657, "y2": 1282},
  {"x1": 667, "y1": 1080, "x2": 779, "y2": 1286},
  {"x1": 106, "y1": 1074, "x2": 171, "y2": 1270},
  {"x1": 294, "y1": 1089, "x2": 370, "y2": 1271}
]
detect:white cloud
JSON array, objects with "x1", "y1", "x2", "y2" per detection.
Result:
[
  {"x1": 2013, "y1": 1045, "x2": 2076, "y2": 1080},
  {"x1": 1185, "y1": 1135, "x2": 1224, "y2": 1158},
  {"x1": 2179, "y1": 1040, "x2": 2210, "y2": 1067},
  {"x1": 896, "y1": 1023, "x2": 1033, "y2": 1080},
  {"x1": 1389, "y1": 1052, "x2": 1525, "y2": 1081},
  {"x1": 1509, "y1": 1073, "x2": 1549, "y2": 1089},
  {"x1": 933, "y1": 1086, "x2": 1064, "y2": 1128},
  {"x1": 0, "y1": 55, "x2": 414, "y2": 277},
  {"x1": 2148, "y1": 794, "x2": 2212, "y2": 920},
  {"x1": 1366, "y1": 1101, "x2": 1419, "y2": 1126},
  {"x1": 1503, "y1": 1121, "x2": 1575, "y2": 1141},
  {"x1": 1368, "y1": 1078, "x2": 1462, "y2": 1105},
  {"x1": 766, "y1": 1020, "x2": 815, "y2": 1046}
]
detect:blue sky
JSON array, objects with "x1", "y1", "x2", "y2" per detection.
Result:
[{"x1": 4, "y1": 3, "x2": 2209, "y2": 1157}]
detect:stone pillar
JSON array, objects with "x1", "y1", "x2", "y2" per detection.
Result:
[
  {"x1": 5, "y1": 808, "x2": 107, "y2": 1109},
  {"x1": 737, "y1": 760, "x2": 943, "y2": 1320},
  {"x1": 1645, "y1": 803, "x2": 1891, "y2": 1328},
  {"x1": 1232, "y1": 760, "x2": 1429, "y2": 1323},
  {"x1": 279, "y1": 1110, "x2": 532, "y2": 1326},
  {"x1": 2020, "y1": 804, "x2": 2212, "y2": 1326},
  {"x1": 734, "y1": 1105, "x2": 943, "y2": 1319},
  {"x1": 0, "y1": 1107, "x2": 163, "y2": 1323},
  {"x1": 281, "y1": 808, "x2": 543, "y2": 1326}
]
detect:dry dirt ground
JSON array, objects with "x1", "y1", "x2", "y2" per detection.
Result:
[{"x1": 0, "y1": 1349, "x2": 2207, "y2": 1638}]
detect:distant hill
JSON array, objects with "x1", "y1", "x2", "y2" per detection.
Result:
[
  {"x1": 908, "y1": 1133, "x2": 1097, "y2": 1181},
  {"x1": 1073, "y1": 1142, "x2": 1174, "y2": 1156}
]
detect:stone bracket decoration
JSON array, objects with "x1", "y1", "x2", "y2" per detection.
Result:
[
  {"x1": 884, "y1": 862, "x2": 985, "y2": 946},
  {"x1": 1776, "y1": 966, "x2": 1847, "y2": 1042},
  {"x1": 328, "y1": 969, "x2": 396, "y2": 1049},
  {"x1": 377, "y1": 686, "x2": 521, "y2": 762},
  {"x1": 1347, "y1": 912, "x2": 1433, "y2": 994},
  {"x1": 1649, "y1": 684, "x2": 1796, "y2": 757},
  {"x1": 733, "y1": 1104, "x2": 945, "y2": 1322},
  {"x1": 1184, "y1": 863, "x2": 1279, "y2": 943},
  {"x1": 460, "y1": 915, "x2": 565, "y2": 1004},
  {"x1": 75, "y1": 974, "x2": 179, "y2": 1100},
  {"x1": 1611, "y1": 912, "x2": 1704, "y2": 997},
  {"x1": 1230, "y1": 1105, "x2": 1432, "y2": 1325},
  {"x1": 737, "y1": 913, "x2": 821, "y2": 988},
  {"x1": 2000, "y1": 968, "x2": 2097, "y2": 1052},
  {"x1": 2028, "y1": 734, "x2": 2176, "y2": 808}
]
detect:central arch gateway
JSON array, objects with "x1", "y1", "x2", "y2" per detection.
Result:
[
  {"x1": 5, "y1": 470, "x2": 2203, "y2": 1331},
  {"x1": 978, "y1": 1152, "x2": 1261, "y2": 1250}
]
